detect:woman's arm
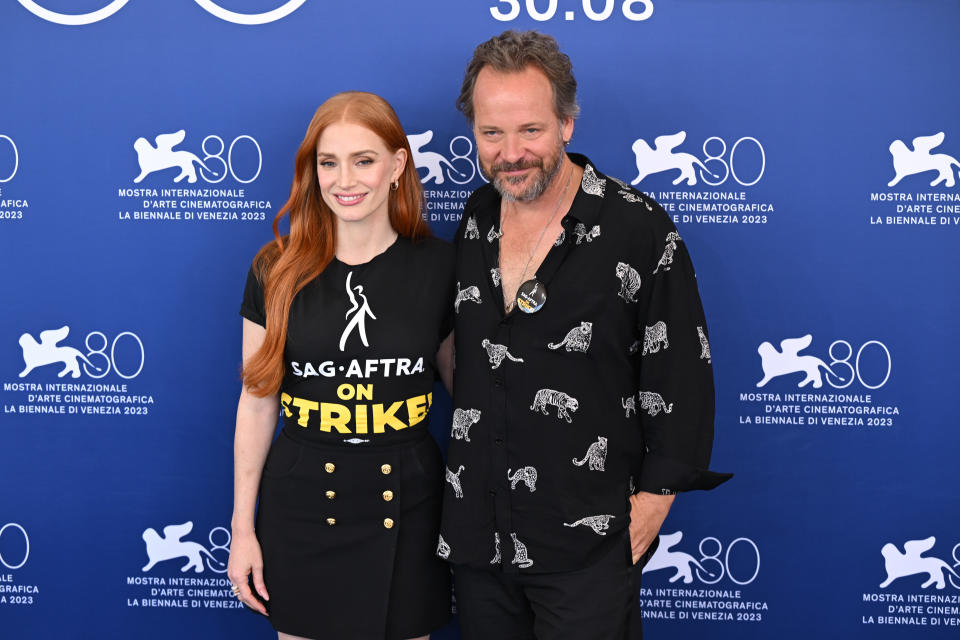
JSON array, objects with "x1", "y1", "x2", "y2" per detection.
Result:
[{"x1": 227, "y1": 318, "x2": 278, "y2": 615}]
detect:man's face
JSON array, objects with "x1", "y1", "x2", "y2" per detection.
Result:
[{"x1": 472, "y1": 65, "x2": 574, "y2": 203}]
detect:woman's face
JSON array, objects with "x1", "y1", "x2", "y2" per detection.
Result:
[{"x1": 315, "y1": 121, "x2": 406, "y2": 227}]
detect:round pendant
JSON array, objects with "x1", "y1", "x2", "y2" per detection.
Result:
[{"x1": 516, "y1": 278, "x2": 547, "y2": 314}]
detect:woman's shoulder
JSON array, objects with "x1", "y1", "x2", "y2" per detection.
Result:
[{"x1": 405, "y1": 235, "x2": 455, "y2": 266}]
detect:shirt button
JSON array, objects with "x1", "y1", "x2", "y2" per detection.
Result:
[
  {"x1": 325, "y1": 490, "x2": 336, "y2": 500},
  {"x1": 494, "y1": 438, "x2": 503, "y2": 445},
  {"x1": 489, "y1": 489, "x2": 496, "y2": 496},
  {"x1": 382, "y1": 490, "x2": 394, "y2": 502},
  {"x1": 381, "y1": 464, "x2": 392, "y2": 475},
  {"x1": 326, "y1": 518, "x2": 336, "y2": 526},
  {"x1": 324, "y1": 462, "x2": 335, "y2": 473},
  {"x1": 493, "y1": 376, "x2": 503, "y2": 387},
  {"x1": 383, "y1": 518, "x2": 394, "y2": 529}
]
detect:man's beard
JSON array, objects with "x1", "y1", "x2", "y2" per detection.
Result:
[{"x1": 485, "y1": 142, "x2": 565, "y2": 203}]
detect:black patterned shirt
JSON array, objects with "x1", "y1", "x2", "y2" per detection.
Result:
[{"x1": 438, "y1": 154, "x2": 731, "y2": 573}]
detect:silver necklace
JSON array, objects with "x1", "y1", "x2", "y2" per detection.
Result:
[{"x1": 501, "y1": 166, "x2": 574, "y2": 310}]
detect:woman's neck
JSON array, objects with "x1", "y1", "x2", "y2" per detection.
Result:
[{"x1": 335, "y1": 215, "x2": 398, "y2": 265}]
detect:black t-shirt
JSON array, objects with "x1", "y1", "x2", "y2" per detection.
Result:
[{"x1": 240, "y1": 235, "x2": 455, "y2": 446}]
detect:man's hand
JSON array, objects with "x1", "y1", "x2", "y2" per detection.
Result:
[{"x1": 627, "y1": 492, "x2": 675, "y2": 564}]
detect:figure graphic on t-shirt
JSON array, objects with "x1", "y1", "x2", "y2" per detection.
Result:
[{"x1": 339, "y1": 271, "x2": 376, "y2": 351}]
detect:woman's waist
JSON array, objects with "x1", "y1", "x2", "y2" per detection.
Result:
[{"x1": 281, "y1": 421, "x2": 433, "y2": 451}]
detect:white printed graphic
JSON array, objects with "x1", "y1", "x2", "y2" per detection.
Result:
[
  {"x1": 756, "y1": 335, "x2": 845, "y2": 389},
  {"x1": 554, "y1": 229, "x2": 566, "y2": 246},
  {"x1": 888, "y1": 132, "x2": 960, "y2": 188},
  {"x1": 511, "y1": 533, "x2": 534, "y2": 569},
  {"x1": 133, "y1": 130, "x2": 219, "y2": 184},
  {"x1": 490, "y1": 267, "x2": 501, "y2": 287},
  {"x1": 622, "y1": 395, "x2": 636, "y2": 417},
  {"x1": 615, "y1": 261, "x2": 642, "y2": 302},
  {"x1": 18, "y1": 326, "x2": 101, "y2": 379},
  {"x1": 530, "y1": 388, "x2": 579, "y2": 423},
  {"x1": 563, "y1": 514, "x2": 615, "y2": 536},
  {"x1": 643, "y1": 532, "x2": 760, "y2": 586},
  {"x1": 697, "y1": 326, "x2": 711, "y2": 363},
  {"x1": 194, "y1": 0, "x2": 307, "y2": 25},
  {"x1": 507, "y1": 466, "x2": 538, "y2": 492},
  {"x1": 482, "y1": 339, "x2": 524, "y2": 369},
  {"x1": 638, "y1": 391, "x2": 673, "y2": 417},
  {"x1": 16, "y1": 0, "x2": 127, "y2": 25},
  {"x1": 574, "y1": 222, "x2": 601, "y2": 244},
  {"x1": 631, "y1": 132, "x2": 717, "y2": 186},
  {"x1": 446, "y1": 465, "x2": 465, "y2": 499},
  {"x1": 0, "y1": 523, "x2": 30, "y2": 570},
  {"x1": 487, "y1": 225, "x2": 502, "y2": 243},
  {"x1": 451, "y1": 408, "x2": 481, "y2": 442},
  {"x1": 642, "y1": 321, "x2": 669, "y2": 355},
  {"x1": 581, "y1": 164, "x2": 606, "y2": 197},
  {"x1": 0, "y1": 522, "x2": 36, "y2": 606},
  {"x1": 548, "y1": 321, "x2": 593, "y2": 353},
  {"x1": 631, "y1": 132, "x2": 767, "y2": 189},
  {"x1": 408, "y1": 131, "x2": 470, "y2": 185},
  {"x1": 437, "y1": 535, "x2": 451, "y2": 560},
  {"x1": 17, "y1": 0, "x2": 305, "y2": 26},
  {"x1": 572, "y1": 436, "x2": 607, "y2": 471},
  {"x1": 643, "y1": 531, "x2": 715, "y2": 584},
  {"x1": 339, "y1": 272, "x2": 376, "y2": 351},
  {"x1": 491, "y1": 532, "x2": 501, "y2": 564},
  {"x1": 609, "y1": 175, "x2": 651, "y2": 208},
  {"x1": 464, "y1": 215, "x2": 480, "y2": 239},
  {"x1": 454, "y1": 282, "x2": 482, "y2": 313},
  {"x1": 0, "y1": 135, "x2": 19, "y2": 183},
  {"x1": 141, "y1": 522, "x2": 227, "y2": 574},
  {"x1": 879, "y1": 537, "x2": 960, "y2": 590},
  {"x1": 490, "y1": 0, "x2": 654, "y2": 23},
  {"x1": 652, "y1": 231, "x2": 681, "y2": 274}
]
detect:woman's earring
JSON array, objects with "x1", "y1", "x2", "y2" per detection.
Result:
[{"x1": 391, "y1": 179, "x2": 399, "y2": 191}]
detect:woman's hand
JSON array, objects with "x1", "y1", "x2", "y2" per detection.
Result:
[{"x1": 227, "y1": 529, "x2": 269, "y2": 615}]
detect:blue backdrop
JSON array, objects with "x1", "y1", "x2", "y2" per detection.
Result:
[{"x1": 2, "y1": 1, "x2": 959, "y2": 638}]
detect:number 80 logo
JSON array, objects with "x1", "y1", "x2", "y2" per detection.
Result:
[{"x1": 17, "y1": 0, "x2": 307, "y2": 26}]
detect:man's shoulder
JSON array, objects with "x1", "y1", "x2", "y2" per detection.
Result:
[
  {"x1": 592, "y1": 165, "x2": 676, "y2": 238},
  {"x1": 464, "y1": 183, "x2": 499, "y2": 218},
  {"x1": 454, "y1": 184, "x2": 499, "y2": 242}
]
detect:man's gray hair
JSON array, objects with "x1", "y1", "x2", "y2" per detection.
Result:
[{"x1": 457, "y1": 30, "x2": 579, "y2": 124}]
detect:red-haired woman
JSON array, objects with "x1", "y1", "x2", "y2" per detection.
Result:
[{"x1": 227, "y1": 92, "x2": 454, "y2": 640}]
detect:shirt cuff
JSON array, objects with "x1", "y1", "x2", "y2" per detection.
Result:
[{"x1": 638, "y1": 453, "x2": 733, "y2": 493}]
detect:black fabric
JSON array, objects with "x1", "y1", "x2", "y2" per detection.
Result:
[
  {"x1": 440, "y1": 155, "x2": 731, "y2": 574},
  {"x1": 240, "y1": 235, "x2": 455, "y2": 446},
  {"x1": 240, "y1": 235, "x2": 455, "y2": 637},
  {"x1": 257, "y1": 430, "x2": 451, "y2": 639},
  {"x1": 453, "y1": 529, "x2": 639, "y2": 640}
]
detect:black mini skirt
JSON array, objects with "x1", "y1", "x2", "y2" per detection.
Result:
[{"x1": 255, "y1": 428, "x2": 452, "y2": 639}]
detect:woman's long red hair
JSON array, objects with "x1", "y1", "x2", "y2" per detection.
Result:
[{"x1": 243, "y1": 92, "x2": 430, "y2": 396}]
